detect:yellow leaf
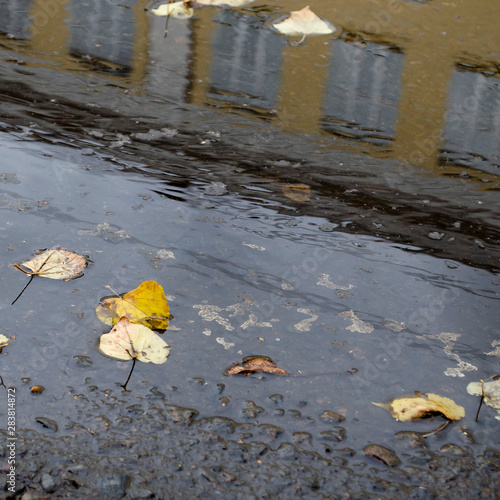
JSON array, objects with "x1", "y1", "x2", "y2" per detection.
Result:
[
  {"x1": 272, "y1": 6, "x2": 337, "y2": 37},
  {"x1": 372, "y1": 392, "x2": 465, "y2": 422},
  {"x1": 96, "y1": 280, "x2": 170, "y2": 330},
  {"x1": 99, "y1": 317, "x2": 170, "y2": 364},
  {"x1": 14, "y1": 247, "x2": 90, "y2": 280},
  {"x1": 282, "y1": 184, "x2": 311, "y2": 202},
  {"x1": 0, "y1": 334, "x2": 9, "y2": 348}
]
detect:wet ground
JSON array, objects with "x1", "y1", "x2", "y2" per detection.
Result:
[{"x1": 0, "y1": 0, "x2": 499, "y2": 498}]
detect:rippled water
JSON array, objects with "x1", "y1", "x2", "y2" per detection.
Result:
[{"x1": 0, "y1": 0, "x2": 499, "y2": 496}]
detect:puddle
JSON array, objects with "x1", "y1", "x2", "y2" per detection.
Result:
[{"x1": 0, "y1": 0, "x2": 499, "y2": 496}]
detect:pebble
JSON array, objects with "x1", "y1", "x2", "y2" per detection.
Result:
[
  {"x1": 96, "y1": 473, "x2": 129, "y2": 499},
  {"x1": 35, "y1": 417, "x2": 58, "y2": 432},
  {"x1": 320, "y1": 410, "x2": 345, "y2": 423},
  {"x1": 319, "y1": 223, "x2": 336, "y2": 232},
  {"x1": 41, "y1": 473, "x2": 56, "y2": 493},
  {"x1": 205, "y1": 182, "x2": 228, "y2": 196},
  {"x1": 363, "y1": 444, "x2": 401, "y2": 467},
  {"x1": 428, "y1": 231, "x2": 445, "y2": 240}
]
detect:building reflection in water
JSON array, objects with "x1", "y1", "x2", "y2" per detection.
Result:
[
  {"x1": 322, "y1": 40, "x2": 404, "y2": 147},
  {"x1": 0, "y1": 0, "x2": 498, "y2": 183},
  {"x1": 206, "y1": 10, "x2": 283, "y2": 113},
  {"x1": 443, "y1": 69, "x2": 500, "y2": 176}
]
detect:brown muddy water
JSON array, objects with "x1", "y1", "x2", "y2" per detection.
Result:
[{"x1": 0, "y1": 0, "x2": 499, "y2": 498}]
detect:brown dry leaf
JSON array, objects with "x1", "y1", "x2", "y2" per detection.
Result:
[
  {"x1": 99, "y1": 317, "x2": 170, "y2": 364},
  {"x1": 282, "y1": 184, "x2": 311, "y2": 202},
  {"x1": 272, "y1": 5, "x2": 337, "y2": 36},
  {"x1": 96, "y1": 280, "x2": 170, "y2": 330},
  {"x1": 373, "y1": 392, "x2": 465, "y2": 422},
  {"x1": 14, "y1": 247, "x2": 90, "y2": 280},
  {"x1": 227, "y1": 355, "x2": 287, "y2": 376}
]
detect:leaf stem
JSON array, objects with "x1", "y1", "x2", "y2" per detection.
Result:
[
  {"x1": 12, "y1": 274, "x2": 35, "y2": 305},
  {"x1": 121, "y1": 357, "x2": 137, "y2": 392},
  {"x1": 421, "y1": 419, "x2": 450, "y2": 438}
]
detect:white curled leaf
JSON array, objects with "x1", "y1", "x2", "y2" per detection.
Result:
[
  {"x1": 152, "y1": 2, "x2": 194, "y2": 18},
  {"x1": 273, "y1": 5, "x2": 336, "y2": 36}
]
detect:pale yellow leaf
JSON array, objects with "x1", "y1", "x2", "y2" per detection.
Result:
[
  {"x1": 0, "y1": 334, "x2": 9, "y2": 348},
  {"x1": 99, "y1": 317, "x2": 170, "y2": 364}
]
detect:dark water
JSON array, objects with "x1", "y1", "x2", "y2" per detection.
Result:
[{"x1": 0, "y1": 0, "x2": 499, "y2": 497}]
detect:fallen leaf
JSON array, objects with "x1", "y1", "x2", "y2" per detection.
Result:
[
  {"x1": 467, "y1": 377, "x2": 500, "y2": 416},
  {"x1": 152, "y1": 1, "x2": 194, "y2": 18},
  {"x1": 96, "y1": 280, "x2": 170, "y2": 330},
  {"x1": 0, "y1": 334, "x2": 9, "y2": 349},
  {"x1": 282, "y1": 184, "x2": 311, "y2": 202},
  {"x1": 372, "y1": 392, "x2": 465, "y2": 422},
  {"x1": 99, "y1": 317, "x2": 170, "y2": 364},
  {"x1": 227, "y1": 355, "x2": 287, "y2": 376},
  {"x1": 272, "y1": 6, "x2": 337, "y2": 37},
  {"x1": 14, "y1": 247, "x2": 90, "y2": 280}
]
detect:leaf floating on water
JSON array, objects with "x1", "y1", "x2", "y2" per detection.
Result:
[
  {"x1": 152, "y1": 1, "x2": 194, "y2": 18},
  {"x1": 14, "y1": 247, "x2": 90, "y2": 280},
  {"x1": 0, "y1": 334, "x2": 9, "y2": 350},
  {"x1": 467, "y1": 377, "x2": 500, "y2": 417},
  {"x1": 272, "y1": 6, "x2": 337, "y2": 37},
  {"x1": 372, "y1": 392, "x2": 465, "y2": 422},
  {"x1": 282, "y1": 183, "x2": 311, "y2": 202},
  {"x1": 96, "y1": 280, "x2": 170, "y2": 330},
  {"x1": 12, "y1": 247, "x2": 91, "y2": 305},
  {"x1": 99, "y1": 317, "x2": 171, "y2": 364},
  {"x1": 227, "y1": 355, "x2": 287, "y2": 376}
]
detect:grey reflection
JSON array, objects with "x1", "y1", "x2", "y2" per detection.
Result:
[
  {"x1": 322, "y1": 40, "x2": 403, "y2": 146},
  {"x1": 208, "y1": 11, "x2": 282, "y2": 111},
  {"x1": 0, "y1": 0, "x2": 32, "y2": 39},
  {"x1": 443, "y1": 69, "x2": 500, "y2": 175},
  {"x1": 68, "y1": 0, "x2": 136, "y2": 68}
]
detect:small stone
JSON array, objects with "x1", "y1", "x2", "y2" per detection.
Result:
[
  {"x1": 292, "y1": 432, "x2": 312, "y2": 445},
  {"x1": 319, "y1": 223, "x2": 336, "y2": 232},
  {"x1": 35, "y1": 417, "x2": 58, "y2": 432},
  {"x1": 41, "y1": 473, "x2": 56, "y2": 493},
  {"x1": 320, "y1": 427, "x2": 345, "y2": 442},
  {"x1": 205, "y1": 182, "x2": 228, "y2": 196},
  {"x1": 428, "y1": 232, "x2": 444, "y2": 240},
  {"x1": 363, "y1": 444, "x2": 401, "y2": 467},
  {"x1": 96, "y1": 473, "x2": 129, "y2": 499},
  {"x1": 269, "y1": 394, "x2": 284, "y2": 404},
  {"x1": 72, "y1": 355, "x2": 93, "y2": 368},
  {"x1": 439, "y1": 443, "x2": 468, "y2": 457},
  {"x1": 320, "y1": 410, "x2": 345, "y2": 423}
]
